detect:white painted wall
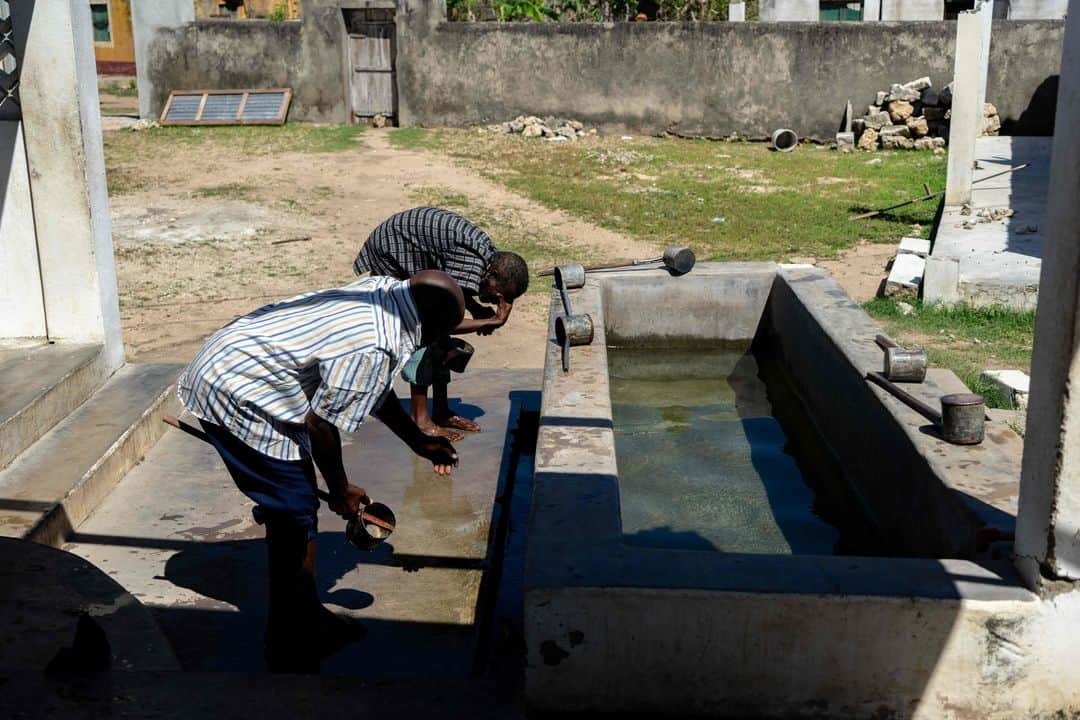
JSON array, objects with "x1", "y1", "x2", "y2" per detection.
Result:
[
  {"x1": 759, "y1": 0, "x2": 820, "y2": 21},
  {"x1": 880, "y1": 0, "x2": 945, "y2": 20},
  {"x1": 0, "y1": 122, "x2": 46, "y2": 339},
  {"x1": 15, "y1": 0, "x2": 123, "y2": 368},
  {"x1": 131, "y1": 0, "x2": 194, "y2": 120},
  {"x1": 1007, "y1": 0, "x2": 1068, "y2": 17}
]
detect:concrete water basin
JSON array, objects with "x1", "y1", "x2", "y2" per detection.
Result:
[{"x1": 525, "y1": 263, "x2": 1079, "y2": 719}]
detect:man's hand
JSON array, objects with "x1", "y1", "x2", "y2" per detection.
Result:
[
  {"x1": 412, "y1": 435, "x2": 459, "y2": 475},
  {"x1": 328, "y1": 483, "x2": 370, "y2": 519},
  {"x1": 375, "y1": 389, "x2": 460, "y2": 475},
  {"x1": 477, "y1": 296, "x2": 513, "y2": 336}
]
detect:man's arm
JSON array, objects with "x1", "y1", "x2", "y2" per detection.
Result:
[
  {"x1": 305, "y1": 410, "x2": 369, "y2": 517},
  {"x1": 451, "y1": 295, "x2": 512, "y2": 336},
  {"x1": 373, "y1": 389, "x2": 459, "y2": 474}
]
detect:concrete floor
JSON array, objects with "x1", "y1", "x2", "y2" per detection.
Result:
[
  {"x1": 929, "y1": 136, "x2": 1051, "y2": 309},
  {"x1": 64, "y1": 369, "x2": 540, "y2": 678}
]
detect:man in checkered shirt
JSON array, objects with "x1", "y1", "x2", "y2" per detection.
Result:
[{"x1": 354, "y1": 206, "x2": 529, "y2": 439}]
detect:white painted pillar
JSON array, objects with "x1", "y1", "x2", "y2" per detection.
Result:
[
  {"x1": 1015, "y1": 3, "x2": 1080, "y2": 590},
  {"x1": 14, "y1": 0, "x2": 123, "y2": 369},
  {"x1": 131, "y1": 0, "x2": 194, "y2": 120},
  {"x1": 944, "y1": 2, "x2": 992, "y2": 206},
  {"x1": 729, "y1": 2, "x2": 747, "y2": 21},
  {"x1": 974, "y1": 0, "x2": 994, "y2": 129},
  {"x1": 0, "y1": 122, "x2": 47, "y2": 339},
  {"x1": 862, "y1": 0, "x2": 882, "y2": 20}
]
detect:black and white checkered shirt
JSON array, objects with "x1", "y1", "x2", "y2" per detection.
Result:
[{"x1": 353, "y1": 207, "x2": 496, "y2": 294}]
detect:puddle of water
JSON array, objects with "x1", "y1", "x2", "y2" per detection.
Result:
[{"x1": 609, "y1": 344, "x2": 862, "y2": 555}]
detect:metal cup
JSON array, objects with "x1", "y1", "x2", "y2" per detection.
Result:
[
  {"x1": 940, "y1": 393, "x2": 985, "y2": 445},
  {"x1": 345, "y1": 502, "x2": 397, "y2": 551},
  {"x1": 553, "y1": 263, "x2": 586, "y2": 290}
]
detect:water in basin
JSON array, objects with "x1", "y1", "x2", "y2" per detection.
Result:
[{"x1": 609, "y1": 343, "x2": 848, "y2": 555}]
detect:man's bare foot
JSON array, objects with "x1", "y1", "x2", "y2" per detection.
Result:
[
  {"x1": 433, "y1": 414, "x2": 481, "y2": 433},
  {"x1": 416, "y1": 417, "x2": 464, "y2": 442}
]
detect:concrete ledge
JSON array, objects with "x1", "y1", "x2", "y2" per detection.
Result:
[
  {"x1": 0, "y1": 363, "x2": 183, "y2": 547},
  {"x1": 0, "y1": 343, "x2": 107, "y2": 471}
]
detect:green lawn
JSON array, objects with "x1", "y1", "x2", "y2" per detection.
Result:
[
  {"x1": 105, "y1": 124, "x2": 366, "y2": 166},
  {"x1": 392, "y1": 127, "x2": 1032, "y2": 406},
  {"x1": 389, "y1": 128, "x2": 946, "y2": 261}
]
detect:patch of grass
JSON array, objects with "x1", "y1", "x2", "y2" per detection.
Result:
[
  {"x1": 100, "y1": 79, "x2": 138, "y2": 97},
  {"x1": 864, "y1": 297, "x2": 1034, "y2": 409},
  {"x1": 106, "y1": 166, "x2": 147, "y2": 195},
  {"x1": 103, "y1": 123, "x2": 366, "y2": 165},
  {"x1": 411, "y1": 131, "x2": 945, "y2": 262},
  {"x1": 387, "y1": 127, "x2": 446, "y2": 151},
  {"x1": 191, "y1": 183, "x2": 258, "y2": 199}
]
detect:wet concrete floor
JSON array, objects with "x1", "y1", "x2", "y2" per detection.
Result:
[{"x1": 64, "y1": 370, "x2": 540, "y2": 678}]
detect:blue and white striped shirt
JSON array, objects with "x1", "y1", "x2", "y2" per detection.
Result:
[{"x1": 178, "y1": 277, "x2": 421, "y2": 460}]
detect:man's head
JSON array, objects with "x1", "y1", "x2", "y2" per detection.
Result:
[
  {"x1": 409, "y1": 270, "x2": 465, "y2": 343},
  {"x1": 479, "y1": 251, "x2": 529, "y2": 304}
]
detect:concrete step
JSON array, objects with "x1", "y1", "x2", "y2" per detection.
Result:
[
  {"x1": 0, "y1": 362, "x2": 183, "y2": 547},
  {"x1": 0, "y1": 342, "x2": 109, "y2": 471}
]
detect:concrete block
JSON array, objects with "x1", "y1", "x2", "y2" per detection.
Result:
[
  {"x1": 884, "y1": 253, "x2": 925, "y2": 297},
  {"x1": 981, "y1": 369, "x2": 1030, "y2": 410},
  {"x1": 898, "y1": 236, "x2": 931, "y2": 257},
  {"x1": 922, "y1": 255, "x2": 961, "y2": 306},
  {"x1": 0, "y1": 363, "x2": 182, "y2": 547},
  {"x1": 836, "y1": 131, "x2": 855, "y2": 152}
]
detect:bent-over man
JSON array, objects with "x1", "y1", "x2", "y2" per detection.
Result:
[
  {"x1": 178, "y1": 271, "x2": 464, "y2": 673},
  {"x1": 353, "y1": 206, "x2": 529, "y2": 440}
]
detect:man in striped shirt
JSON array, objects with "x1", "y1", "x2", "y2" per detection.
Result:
[
  {"x1": 354, "y1": 206, "x2": 529, "y2": 440},
  {"x1": 178, "y1": 270, "x2": 464, "y2": 672}
]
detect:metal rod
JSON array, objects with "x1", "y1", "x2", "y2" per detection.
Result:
[
  {"x1": 538, "y1": 255, "x2": 662, "y2": 277},
  {"x1": 850, "y1": 163, "x2": 1029, "y2": 221},
  {"x1": 875, "y1": 334, "x2": 897, "y2": 350},
  {"x1": 865, "y1": 372, "x2": 942, "y2": 424},
  {"x1": 561, "y1": 338, "x2": 570, "y2": 372},
  {"x1": 162, "y1": 415, "x2": 393, "y2": 530},
  {"x1": 558, "y1": 282, "x2": 572, "y2": 316}
]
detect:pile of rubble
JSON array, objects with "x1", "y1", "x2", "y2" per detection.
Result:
[
  {"x1": 489, "y1": 115, "x2": 597, "y2": 140},
  {"x1": 843, "y1": 76, "x2": 1002, "y2": 152}
]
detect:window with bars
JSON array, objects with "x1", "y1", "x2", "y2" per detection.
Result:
[{"x1": 90, "y1": 3, "x2": 111, "y2": 43}]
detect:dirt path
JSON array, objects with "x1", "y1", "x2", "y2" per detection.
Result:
[{"x1": 111, "y1": 129, "x2": 655, "y2": 368}]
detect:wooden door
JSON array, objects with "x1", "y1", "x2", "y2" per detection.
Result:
[{"x1": 348, "y1": 22, "x2": 395, "y2": 120}]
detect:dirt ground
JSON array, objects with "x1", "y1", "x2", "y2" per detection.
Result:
[
  {"x1": 108, "y1": 128, "x2": 889, "y2": 369},
  {"x1": 110, "y1": 130, "x2": 660, "y2": 368}
]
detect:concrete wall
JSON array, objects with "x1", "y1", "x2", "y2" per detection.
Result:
[
  {"x1": 138, "y1": 4, "x2": 1063, "y2": 139},
  {"x1": 401, "y1": 19, "x2": 1063, "y2": 139},
  {"x1": 131, "y1": 0, "x2": 195, "y2": 119}
]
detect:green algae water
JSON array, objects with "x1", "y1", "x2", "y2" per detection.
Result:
[{"x1": 609, "y1": 344, "x2": 851, "y2": 555}]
